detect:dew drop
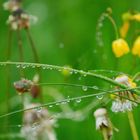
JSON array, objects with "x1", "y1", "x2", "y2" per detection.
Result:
[
  {"x1": 42, "y1": 66, "x2": 46, "y2": 69},
  {"x1": 76, "y1": 98, "x2": 81, "y2": 103},
  {"x1": 96, "y1": 95, "x2": 103, "y2": 100},
  {"x1": 35, "y1": 106, "x2": 42, "y2": 113},
  {"x1": 82, "y1": 86, "x2": 88, "y2": 91},
  {"x1": 61, "y1": 101, "x2": 67, "y2": 105},
  {"x1": 92, "y1": 86, "x2": 99, "y2": 90},
  {"x1": 17, "y1": 125, "x2": 22, "y2": 128},
  {"x1": 16, "y1": 65, "x2": 21, "y2": 68},
  {"x1": 49, "y1": 105, "x2": 53, "y2": 108}
]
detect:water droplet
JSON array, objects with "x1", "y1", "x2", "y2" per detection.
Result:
[
  {"x1": 35, "y1": 106, "x2": 42, "y2": 113},
  {"x1": 82, "y1": 86, "x2": 88, "y2": 91},
  {"x1": 76, "y1": 98, "x2": 81, "y2": 103},
  {"x1": 92, "y1": 86, "x2": 99, "y2": 90},
  {"x1": 49, "y1": 105, "x2": 53, "y2": 108},
  {"x1": 16, "y1": 65, "x2": 21, "y2": 68},
  {"x1": 42, "y1": 66, "x2": 46, "y2": 69},
  {"x1": 17, "y1": 125, "x2": 22, "y2": 128},
  {"x1": 22, "y1": 65, "x2": 26, "y2": 69},
  {"x1": 96, "y1": 95, "x2": 103, "y2": 100},
  {"x1": 61, "y1": 101, "x2": 67, "y2": 105},
  {"x1": 56, "y1": 103, "x2": 60, "y2": 106}
]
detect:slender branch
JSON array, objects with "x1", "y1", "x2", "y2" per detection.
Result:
[
  {"x1": 0, "y1": 87, "x2": 139, "y2": 119},
  {"x1": 0, "y1": 61, "x2": 139, "y2": 94},
  {"x1": 106, "y1": 14, "x2": 119, "y2": 39},
  {"x1": 25, "y1": 29, "x2": 39, "y2": 63}
]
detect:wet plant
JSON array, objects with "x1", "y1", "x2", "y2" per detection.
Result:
[{"x1": 0, "y1": 1, "x2": 140, "y2": 140}]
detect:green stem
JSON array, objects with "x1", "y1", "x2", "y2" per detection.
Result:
[
  {"x1": 106, "y1": 14, "x2": 119, "y2": 39},
  {"x1": 127, "y1": 111, "x2": 139, "y2": 140},
  {"x1": 0, "y1": 61, "x2": 139, "y2": 93},
  {"x1": 102, "y1": 128, "x2": 108, "y2": 140},
  {"x1": 0, "y1": 87, "x2": 139, "y2": 119}
]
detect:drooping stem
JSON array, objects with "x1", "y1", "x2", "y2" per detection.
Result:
[
  {"x1": 106, "y1": 13, "x2": 119, "y2": 39},
  {"x1": 127, "y1": 111, "x2": 139, "y2": 140}
]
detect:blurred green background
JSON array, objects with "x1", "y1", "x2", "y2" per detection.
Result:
[{"x1": 0, "y1": 0, "x2": 140, "y2": 140}]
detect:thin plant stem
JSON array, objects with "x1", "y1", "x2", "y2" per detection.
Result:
[
  {"x1": 127, "y1": 111, "x2": 139, "y2": 140},
  {"x1": 106, "y1": 13, "x2": 119, "y2": 39},
  {"x1": 6, "y1": 28, "x2": 13, "y2": 111},
  {"x1": 17, "y1": 29, "x2": 25, "y2": 106},
  {"x1": 17, "y1": 29, "x2": 24, "y2": 77},
  {"x1": 102, "y1": 128, "x2": 108, "y2": 140},
  {"x1": 5, "y1": 28, "x2": 13, "y2": 134},
  {"x1": 25, "y1": 28, "x2": 43, "y2": 102},
  {"x1": 0, "y1": 87, "x2": 139, "y2": 119},
  {"x1": 0, "y1": 61, "x2": 140, "y2": 94},
  {"x1": 25, "y1": 28, "x2": 39, "y2": 63}
]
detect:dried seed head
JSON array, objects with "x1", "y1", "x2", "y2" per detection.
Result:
[
  {"x1": 111, "y1": 75, "x2": 138, "y2": 113},
  {"x1": 94, "y1": 108, "x2": 114, "y2": 139},
  {"x1": 30, "y1": 85, "x2": 41, "y2": 98},
  {"x1": 14, "y1": 78, "x2": 33, "y2": 94},
  {"x1": 3, "y1": 0, "x2": 22, "y2": 12},
  {"x1": 94, "y1": 108, "x2": 108, "y2": 130},
  {"x1": 21, "y1": 103, "x2": 57, "y2": 140}
]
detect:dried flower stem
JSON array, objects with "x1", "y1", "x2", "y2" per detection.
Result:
[
  {"x1": 127, "y1": 111, "x2": 139, "y2": 140},
  {"x1": 25, "y1": 28, "x2": 44, "y2": 102},
  {"x1": 25, "y1": 29, "x2": 39, "y2": 63},
  {"x1": 102, "y1": 128, "x2": 108, "y2": 140}
]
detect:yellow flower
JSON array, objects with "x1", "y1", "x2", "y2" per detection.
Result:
[
  {"x1": 120, "y1": 21, "x2": 130, "y2": 38},
  {"x1": 131, "y1": 14, "x2": 140, "y2": 22},
  {"x1": 112, "y1": 38, "x2": 130, "y2": 57},
  {"x1": 132, "y1": 36, "x2": 140, "y2": 57}
]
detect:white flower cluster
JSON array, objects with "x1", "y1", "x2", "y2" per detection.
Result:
[
  {"x1": 111, "y1": 99, "x2": 137, "y2": 113},
  {"x1": 21, "y1": 103, "x2": 57, "y2": 140},
  {"x1": 3, "y1": 0, "x2": 38, "y2": 30},
  {"x1": 111, "y1": 75, "x2": 138, "y2": 113}
]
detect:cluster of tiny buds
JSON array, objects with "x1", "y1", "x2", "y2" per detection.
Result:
[
  {"x1": 14, "y1": 74, "x2": 41, "y2": 98},
  {"x1": 3, "y1": 0, "x2": 37, "y2": 30}
]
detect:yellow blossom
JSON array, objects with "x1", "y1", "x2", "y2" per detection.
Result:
[
  {"x1": 131, "y1": 14, "x2": 140, "y2": 22},
  {"x1": 112, "y1": 38, "x2": 130, "y2": 57},
  {"x1": 132, "y1": 36, "x2": 140, "y2": 57},
  {"x1": 120, "y1": 21, "x2": 130, "y2": 38}
]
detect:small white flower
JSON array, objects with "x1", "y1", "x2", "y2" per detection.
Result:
[
  {"x1": 21, "y1": 103, "x2": 57, "y2": 140},
  {"x1": 94, "y1": 108, "x2": 108, "y2": 129},
  {"x1": 94, "y1": 108, "x2": 114, "y2": 139},
  {"x1": 111, "y1": 75, "x2": 139, "y2": 113}
]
